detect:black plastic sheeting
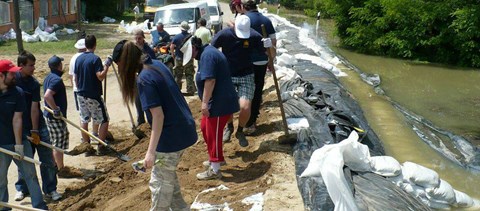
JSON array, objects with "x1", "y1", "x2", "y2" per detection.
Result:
[{"x1": 276, "y1": 24, "x2": 431, "y2": 210}]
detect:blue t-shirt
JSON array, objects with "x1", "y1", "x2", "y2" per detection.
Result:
[
  {"x1": 196, "y1": 45, "x2": 239, "y2": 117},
  {"x1": 211, "y1": 27, "x2": 264, "y2": 77},
  {"x1": 137, "y1": 60, "x2": 197, "y2": 152},
  {"x1": 246, "y1": 10, "x2": 274, "y2": 63},
  {"x1": 171, "y1": 30, "x2": 190, "y2": 59},
  {"x1": 0, "y1": 86, "x2": 26, "y2": 145},
  {"x1": 142, "y1": 43, "x2": 156, "y2": 60},
  {"x1": 152, "y1": 30, "x2": 171, "y2": 46},
  {"x1": 43, "y1": 69, "x2": 68, "y2": 119},
  {"x1": 15, "y1": 72, "x2": 42, "y2": 130},
  {"x1": 75, "y1": 52, "x2": 104, "y2": 99}
]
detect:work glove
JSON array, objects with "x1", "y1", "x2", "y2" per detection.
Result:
[
  {"x1": 53, "y1": 107, "x2": 63, "y2": 119},
  {"x1": 14, "y1": 144, "x2": 24, "y2": 160},
  {"x1": 262, "y1": 38, "x2": 272, "y2": 48},
  {"x1": 103, "y1": 55, "x2": 113, "y2": 67},
  {"x1": 29, "y1": 130, "x2": 41, "y2": 145}
]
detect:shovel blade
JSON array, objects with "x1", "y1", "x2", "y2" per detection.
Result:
[{"x1": 118, "y1": 154, "x2": 131, "y2": 162}]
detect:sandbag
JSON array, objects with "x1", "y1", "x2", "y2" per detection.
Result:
[
  {"x1": 400, "y1": 182, "x2": 427, "y2": 198},
  {"x1": 402, "y1": 162, "x2": 440, "y2": 189},
  {"x1": 370, "y1": 156, "x2": 401, "y2": 177},
  {"x1": 39, "y1": 32, "x2": 59, "y2": 42},
  {"x1": 453, "y1": 190, "x2": 474, "y2": 207},
  {"x1": 425, "y1": 179, "x2": 456, "y2": 204},
  {"x1": 419, "y1": 197, "x2": 450, "y2": 210}
]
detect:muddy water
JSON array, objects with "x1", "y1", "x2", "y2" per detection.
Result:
[{"x1": 292, "y1": 19, "x2": 480, "y2": 200}]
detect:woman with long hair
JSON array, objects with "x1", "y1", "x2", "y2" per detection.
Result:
[{"x1": 115, "y1": 41, "x2": 197, "y2": 211}]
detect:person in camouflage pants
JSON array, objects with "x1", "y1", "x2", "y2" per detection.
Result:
[{"x1": 173, "y1": 59, "x2": 195, "y2": 95}]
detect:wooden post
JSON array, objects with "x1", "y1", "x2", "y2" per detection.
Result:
[
  {"x1": 76, "y1": 0, "x2": 81, "y2": 29},
  {"x1": 13, "y1": 0, "x2": 24, "y2": 54}
]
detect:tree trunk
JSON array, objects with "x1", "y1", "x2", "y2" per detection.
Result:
[{"x1": 13, "y1": 0, "x2": 23, "y2": 54}]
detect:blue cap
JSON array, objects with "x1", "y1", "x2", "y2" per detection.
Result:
[{"x1": 48, "y1": 55, "x2": 64, "y2": 69}]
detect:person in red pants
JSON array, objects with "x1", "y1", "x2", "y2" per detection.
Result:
[{"x1": 189, "y1": 36, "x2": 240, "y2": 180}]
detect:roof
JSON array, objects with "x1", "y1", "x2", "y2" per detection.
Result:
[{"x1": 156, "y1": 1, "x2": 208, "y2": 11}]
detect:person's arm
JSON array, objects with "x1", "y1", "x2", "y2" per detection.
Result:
[
  {"x1": 144, "y1": 106, "x2": 164, "y2": 169},
  {"x1": 201, "y1": 79, "x2": 215, "y2": 117},
  {"x1": 13, "y1": 112, "x2": 23, "y2": 145},
  {"x1": 170, "y1": 42, "x2": 176, "y2": 60},
  {"x1": 31, "y1": 101, "x2": 40, "y2": 131},
  {"x1": 44, "y1": 89, "x2": 58, "y2": 110},
  {"x1": 270, "y1": 37, "x2": 277, "y2": 58},
  {"x1": 96, "y1": 66, "x2": 109, "y2": 81}
]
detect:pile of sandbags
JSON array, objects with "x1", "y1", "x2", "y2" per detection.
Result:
[{"x1": 378, "y1": 160, "x2": 480, "y2": 209}]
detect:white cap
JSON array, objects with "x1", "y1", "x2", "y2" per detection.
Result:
[
  {"x1": 235, "y1": 15, "x2": 250, "y2": 39},
  {"x1": 74, "y1": 38, "x2": 86, "y2": 49}
]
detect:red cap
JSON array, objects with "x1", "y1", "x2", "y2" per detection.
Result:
[
  {"x1": 231, "y1": 0, "x2": 242, "y2": 6},
  {"x1": 0, "y1": 60, "x2": 21, "y2": 73}
]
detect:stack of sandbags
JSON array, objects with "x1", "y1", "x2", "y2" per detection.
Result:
[{"x1": 378, "y1": 161, "x2": 480, "y2": 209}]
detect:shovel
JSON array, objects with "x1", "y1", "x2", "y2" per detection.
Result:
[
  {"x1": 261, "y1": 24, "x2": 297, "y2": 144},
  {"x1": 111, "y1": 62, "x2": 146, "y2": 139},
  {"x1": 27, "y1": 137, "x2": 70, "y2": 155},
  {"x1": 44, "y1": 106, "x2": 131, "y2": 162},
  {"x1": 0, "y1": 201, "x2": 46, "y2": 211},
  {"x1": 0, "y1": 147, "x2": 42, "y2": 165}
]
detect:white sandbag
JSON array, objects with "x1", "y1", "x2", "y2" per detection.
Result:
[
  {"x1": 21, "y1": 31, "x2": 39, "y2": 43},
  {"x1": 369, "y1": 156, "x2": 401, "y2": 177},
  {"x1": 385, "y1": 173, "x2": 404, "y2": 186},
  {"x1": 400, "y1": 182, "x2": 427, "y2": 198},
  {"x1": 5, "y1": 28, "x2": 16, "y2": 39},
  {"x1": 275, "y1": 65, "x2": 300, "y2": 81},
  {"x1": 66, "y1": 28, "x2": 76, "y2": 34},
  {"x1": 39, "y1": 32, "x2": 59, "y2": 42},
  {"x1": 425, "y1": 179, "x2": 456, "y2": 204},
  {"x1": 34, "y1": 26, "x2": 49, "y2": 36},
  {"x1": 453, "y1": 190, "x2": 474, "y2": 208},
  {"x1": 402, "y1": 162, "x2": 440, "y2": 188},
  {"x1": 103, "y1": 16, "x2": 116, "y2": 23},
  {"x1": 276, "y1": 53, "x2": 297, "y2": 66},
  {"x1": 286, "y1": 117, "x2": 309, "y2": 131}
]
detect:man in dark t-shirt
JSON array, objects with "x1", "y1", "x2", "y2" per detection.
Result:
[
  {"x1": 75, "y1": 34, "x2": 111, "y2": 153},
  {"x1": 0, "y1": 59, "x2": 48, "y2": 210},
  {"x1": 170, "y1": 21, "x2": 195, "y2": 95}
]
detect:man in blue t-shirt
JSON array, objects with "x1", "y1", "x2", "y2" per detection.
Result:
[
  {"x1": 151, "y1": 22, "x2": 171, "y2": 47},
  {"x1": 170, "y1": 21, "x2": 196, "y2": 95},
  {"x1": 189, "y1": 36, "x2": 240, "y2": 180},
  {"x1": 75, "y1": 34, "x2": 111, "y2": 154},
  {"x1": 0, "y1": 60, "x2": 48, "y2": 210},
  {"x1": 244, "y1": 0, "x2": 277, "y2": 135},
  {"x1": 211, "y1": 15, "x2": 271, "y2": 147},
  {"x1": 14, "y1": 51, "x2": 61, "y2": 202}
]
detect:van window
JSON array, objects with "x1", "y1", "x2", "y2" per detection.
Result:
[
  {"x1": 155, "y1": 8, "x2": 201, "y2": 25},
  {"x1": 147, "y1": 0, "x2": 165, "y2": 7},
  {"x1": 208, "y1": 6, "x2": 218, "y2": 16}
]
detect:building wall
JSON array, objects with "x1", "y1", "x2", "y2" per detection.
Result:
[{"x1": 0, "y1": 0, "x2": 78, "y2": 34}]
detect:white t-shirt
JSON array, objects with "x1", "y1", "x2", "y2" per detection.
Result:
[{"x1": 69, "y1": 52, "x2": 83, "y2": 91}]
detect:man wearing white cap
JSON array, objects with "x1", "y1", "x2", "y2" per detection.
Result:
[
  {"x1": 170, "y1": 21, "x2": 196, "y2": 95},
  {"x1": 69, "y1": 38, "x2": 86, "y2": 111},
  {"x1": 211, "y1": 15, "x2": 271, "y2": 147}
]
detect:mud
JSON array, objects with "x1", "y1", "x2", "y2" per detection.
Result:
[{"x1": 68, "y1": 142, "x2": 96, "y2": 156}]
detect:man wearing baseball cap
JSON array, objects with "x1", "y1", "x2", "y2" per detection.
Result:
[
  {"x1": 211, "y1": 15, "x2": 271, "y2": 147},
  {"x1": 69, "y1": 38, "x2": 86, "y2": 109},
  {"x1": 0, "y1": 59, "x2": 49, "y2": 210},
  {"x1": 170, "y1": 21, "x2": 196, "y2": 95}
]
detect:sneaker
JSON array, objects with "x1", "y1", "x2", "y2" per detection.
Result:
[
  {"x1": 196, "y1": 167, "x2": 222, "y2": 180},
  {"x1": 223, "y1": 126, "x2": 234, "y2": 142},
  {"x1": 244, "y1": 124, "x2": 256, "y2": 136},
  {"x1": 202, "y1": 160, "x2": 227, "y2": 169},
  {"x1": 14, "y1": 192, "x2": 26, "y2": 201},
  {"x1": 235, "y1": 131, "x2": 249, "y2": 147},
  {"x1": 46, "y1": 191, "x2": 62, "y2": 201}
]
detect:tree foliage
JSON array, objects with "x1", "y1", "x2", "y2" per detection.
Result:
[{"x1": 281, "y1": 0, "x2": 480, "y2": 67}]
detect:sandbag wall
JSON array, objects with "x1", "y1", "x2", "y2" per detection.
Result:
[{"x1": 273, "y1": 23, "x2": 430, "y2": 210}]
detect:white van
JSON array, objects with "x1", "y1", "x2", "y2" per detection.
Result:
[
  {"x1": 153, "y1": 2, "x2": 211, "y2": 36},
  {"x1": 206, "y1": 0, "x2": 224, "y2": 33}
]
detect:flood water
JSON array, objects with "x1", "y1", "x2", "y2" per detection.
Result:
[{"x1": 295, "y1": 18, "x2": 480, "y2": 200}]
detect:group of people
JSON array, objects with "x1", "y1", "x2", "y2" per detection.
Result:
[
  {"x1": 0, "y1": 0, "x2": 275, "y2": 210},
  {"x1": 0, "y1": 34, "x2": 113, "y2": 210},
  {"x1": 114, "y1": 0, "x2": 276, "y2": 209}
]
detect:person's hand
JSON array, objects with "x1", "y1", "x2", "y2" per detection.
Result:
[
  {"x1": 53, "y1": 107, "x2": 63, "y2": 119},
  {"x1": 103, "y1": 56, "x2": 113, "y2": 67},
  {"x1": 29, "y1": 130, "x2": 41, "y2": 145},
  {"x1": 143, "y1": 151, "x2": 156, "y2": 169},
  {"x1": 201, "y1": 101, "x2": 210, "y2": 117},
  {"x1": 262, "y1": 38, "x2": 272, "y2": 48},
  {"x1": 14, "y1": 144, "x2": 24, "y2": 160}
]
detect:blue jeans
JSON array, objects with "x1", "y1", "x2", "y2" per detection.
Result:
[
  {"x1": 16, "y1": 121, "x2": 58, "y2": 195},
  {"x1": 0, "y1": 143, "x2": 48, "y2": 210}
]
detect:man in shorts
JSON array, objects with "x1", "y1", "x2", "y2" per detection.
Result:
[
  {"x1": 211, "y1": 15, "x2": 271, "y2": 147},
  {"x1": 74, "y1": 34, "x2": 111, "y2": 154},
  {"x1": 44, "y1": 55, "x2": 82, "y2": 179}
]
